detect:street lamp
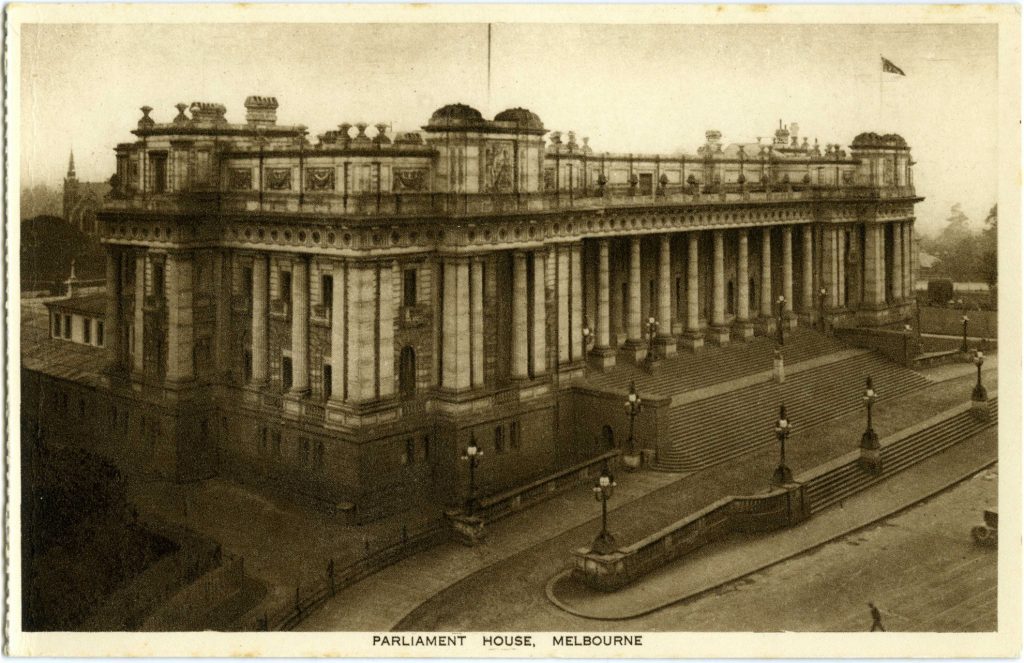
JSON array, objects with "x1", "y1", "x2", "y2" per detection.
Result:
[
  {"x1": 861, "y1": 376, "x2": 878, "y2": 448},
  {"x1": 772, "y1": 404, "x2": 793, "y2": 485},
  {"x1": 819, "y1": 287, "x2": 828, "y2": 332},
  {"x1": 776, "y1": 295, "x2": 786, "y2": 346},
  {"x1": 961, "y1": 315, "x2": 970, "y2": 353},
  {"x1": 461, "y1": 434, "x2": 483, "y2": 514},
  {"x1": 582, "y1": 316, "x2": 595, "y2": 352},
  {"x1": 590, "y1": 463, "x2": 618, "y2": 554},
  {"x1": 972, "y1": 350, "x2": 987, "y2": 401},
  {"x1": 902, "y1": 323, "x2": 913, "y2": 365},
  {"x1": 645, "y1": 316, "x2": 659, "y2": 369},
  {"x1": 624, "y1": 380, "x2": 643, "y2": 456}
]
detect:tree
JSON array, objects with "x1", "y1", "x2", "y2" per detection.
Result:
[{"x1": 979, "y1": 205, "x2": 997, "y2": 287}]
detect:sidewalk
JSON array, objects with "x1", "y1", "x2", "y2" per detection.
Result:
[
  {"x1": 546, "y1": 425, "x2": 997, "y2": 619},
  {"x1": 300, "y1": 367, "x2": 995, "y2": 631}
]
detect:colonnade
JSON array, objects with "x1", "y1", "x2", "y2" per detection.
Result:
[{"x1": 111, "y1": 218, "x2": 915, "y2": 401}]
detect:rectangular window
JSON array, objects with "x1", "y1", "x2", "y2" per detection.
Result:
[
  {"x1": 282, "y1": 356, "x2": 293, "y2": 391},
  {"x1": 97, "y1": 321, "x2": 105, "y2": 347},
  {"x1": 280, "y1": 270, "x2": 292, "y2": 303},
  {"x1": 404, "y1": 438, "x2": 415, "y2": 466},
  {"x1": 299, "y1": 438, "x2": 310, "y2": 465},
  {"x1": 510, "y1": 421, "x2": 520, "y2": 450},
  {"x1": 150, "y1": 153, "x2": 168, "y2": 193},
  {"x1": 153, "y1": 262, "x2": 165, "y2": 297},
  {"x1": 64, "y1": 315, "x2": 72, "y2": 339},
  {"x1": 83, "y1": 318, "x2": 91, "y2": 344},
  {"x1": 403, "y1": 268, "x2": 417, "y2": 307},
  {"x1": 272, "y1": 430, "x2": 282, "y2": 458},
  {"x1": 322, "y1": 274, "x2": 334, "y2": 308},
  {"x1": 52, "y1": 313, "x2": 60, "y2": 338},
  {"x1": 243, "y1": 266, "x2": 254, "y2": 301},
  {"x1": 421, "y1": 434, "x2": 431, "y2": 462},
  {"x1": 259, "y1": 426, "x2": 268, "y2": 455},
  {"x1": 323, "y1": 364, "x2": 332, "y2": 400},
  {"x1": 494, "y1": 425, "x2": 505, "y2": 454}
]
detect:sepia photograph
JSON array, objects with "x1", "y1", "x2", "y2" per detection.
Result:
[{"x1": 4, "y1": 3, "x2": 1021, "y2": 658}]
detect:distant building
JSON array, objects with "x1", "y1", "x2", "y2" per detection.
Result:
[
  {"x1": 45, "y1": 292, "x2": 107, "y2": 349},
  {"x1": 63, "y1": 151, "x2": 109, "y2": 235}
]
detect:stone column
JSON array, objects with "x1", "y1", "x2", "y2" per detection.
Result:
[
  {"x1": 861, "y1": 224, "x2": 886, "y2": 320},
  {"x1": 379, "y1": 261, "x2": 395, "y2": 398},
  {"x1": 905, "y1": 222, "x2": 916, "y2": 301},
  {"x1": 346, "y1": 263, "x2": 377, "y2": 402},
  {"x1": 290, "y1": 256, "x2": 310, "y2": 393},
  {"x1": 251, "y1": 253, "x2": 268, "y2": 383},
  {"x1": 759, "y1": 227, "x2": 775, "y2": 335},
  {"x1": 214, "y1": 251, "x2": 232, "y2": 375},
  {"x1": 511, "y1": 252, "x2": 529, "y2": 378},
  {"x1": 556, "y1": 247, "x2": 571, "y2": 365},
  {"x1": 591, "y1": 240, "x2": 615, "y2": 368},
  {"x1": 707, "y1": 230, "x2": 730, "y2": 345},
  {"x1": 133, "y1": 252, "x2": 145, "y2": 373},
  {"x1": 734, "y1": 229, "x2": 753, "y2": 340},
  {"x1": 656, "y1": 234, "x2": 677, "y2": 355},
  {"x1": 892, "y1": 222, "x2": 904, "y2": 301},
  {"x1": 165, "y1": 252, "x2": 194, "y2": 382},
  {"x1": 105, "y1": 251, "x2": 122, "y2": 369},
  {"x1": 442, "y1": 258, "x2": 471, "y2": 391},
  {"x1": 821, "y1": 227, "x2": 835, "y2": 310},
  {"x1": 570, "y1": 244, "x2": 584, "y2": 361},
  {"x1": 330, "y1": 261, "x2": 345, "y2": 401},
  {"x1": 530, "y1": 251, "x2": 547, "y2": 376},
  {"x1": 470, "y1": 257, "x2": 485, "y2": 388},
  {"x1": 802, "y1": 225, "x2": 814, "y2": 319},
  {"x1": 837, "y1": 228, "x2": 847, "y2": 309},
  {"x1": 627, "y1": 237, "x2": 642, "y2": 345},
  {"x1": 782, "y1": 226, "x2": 795, "y2": 328},
  {"x1": 682, "y1": 232, "x2": 704, "y2": 350}
]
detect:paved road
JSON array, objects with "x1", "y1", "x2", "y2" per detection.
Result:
[{"x1": 396, "y1": 433, "x2": 997, "y2": 632}]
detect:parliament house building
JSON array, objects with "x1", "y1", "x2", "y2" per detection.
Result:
[{"x1": 24, "y1": 97, "x2": 921, "y2": 521}]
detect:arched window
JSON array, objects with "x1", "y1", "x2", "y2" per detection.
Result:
[{"x1": 399, "y1": 346, "x2": 416, "y2": 396}]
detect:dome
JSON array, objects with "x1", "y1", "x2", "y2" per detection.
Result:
[
  {"x1": 429, "y1": 103, "x2": 485, "y2": 125},
  {"x1": 494, "y1": 107, "x2": 544, "y2": 130},
  {"x1": 852, "y1": 132, "x2": 908, "y2": 149}
]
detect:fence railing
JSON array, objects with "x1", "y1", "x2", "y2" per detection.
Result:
[{"x1": 242, "y1": 519, "x2": 447, "y2": 631}]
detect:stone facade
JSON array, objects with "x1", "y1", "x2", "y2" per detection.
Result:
[{"x1": 32, "y1": 98, "x2": 921, "y2": 520}]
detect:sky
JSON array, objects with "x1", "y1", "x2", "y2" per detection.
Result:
[{"x1": 19, "y1": 22, "x2": 998, "y2": 235}]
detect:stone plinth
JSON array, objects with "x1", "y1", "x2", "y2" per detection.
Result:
[
  {"x1": 706, "y1": 326, "x2": 731, "y2": 346},
  {"x1": 447, "y1": 510, "x2": 486, "y2": 547},
  {"x1": 679, "y1": 331, "x2": 705, "y2": 351},
  {"x1": 589, "y1": 346, "x2": 617, "y2": 370},
  {"x1": 859, "y1": 429, "x2": 882, "y2": 474},
  {"x1": 732, "y1": 320, "x2": 755, "y2": 341},
  {"x1": 971, "y1": 397, "x2": 990, "y2": 422}
]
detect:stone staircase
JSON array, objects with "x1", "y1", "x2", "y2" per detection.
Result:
[
  {"x1": 586, "y1": 328, "x2": 847, "y2": 398},
  {"x1": 653, "y1": 351, "x2": 933, "y2": 472},
  {"x1": 804, "y1": 398, "x2": 998, "y2": 513}
]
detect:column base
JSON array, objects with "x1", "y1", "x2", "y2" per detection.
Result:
[
  {"x1": 732, "y1": 320, "x2": 755, "y2": 341},
  {"x1": 587, "y1": 346, "x2": 617, "y2": 370},
  {"x1": 621, "y1": 339, "x2": 648, "y2": 364},
  {"x1": 654, "y1": 335, "x2": 677, "y2": 357},
  {"x1": 706, "y1": 325, "x2": 731, "y2": 346},
  {"x1": 679, "y1": 331, "x2": 705, "y2": 351},
  {"x1": 783, "y1": 312, "x2": 799, "y2": 330},
  {"x1": 757, "y1": 317, "x2": 777, "y2": 336}
]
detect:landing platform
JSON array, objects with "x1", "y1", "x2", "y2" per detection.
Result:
[{"x1": 585, "y1": 328, "x2": 847, "y2": 399}]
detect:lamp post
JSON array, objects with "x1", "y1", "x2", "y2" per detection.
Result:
[
  {"x1": 644, "y1": 316, "x2": 659, "y2": 369},
  {"x1": 772, "y1": 404, "x2": 793, "y2": 485},
  {"x1": 861, "y1": 376, "x2": 878, "y2": 447},
  {"x1": 624, "y1": 380, "x2": 643, "y2": 457},
  {"x1": 582, "y1": 316, "x2": 595, "y2": 352},
  {"x1": 590, "y1": 463, "x2": 618, "y2": 554},
  {"x1": 819, "y1": 287, "x2": 828, "y2": 332},
  {"x1": 902, "y1": 323, "x2": 913, "y2": 365},
  {"x1": 972, "y1": 350, "x2": 987, "y2": 401},
  {"x1": 961, "y1": 314, "x2": 970, "y2": 353},
  {"x1": 776, "y1": 295, "x2": 786, "y2": 346},
  {"x1": 461, "y1": 434, "x2": 483, "y2": 514}
]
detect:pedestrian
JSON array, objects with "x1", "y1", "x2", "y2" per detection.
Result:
[{"x1": 868, "y1": 602, "x2": 885, "y2": 632}]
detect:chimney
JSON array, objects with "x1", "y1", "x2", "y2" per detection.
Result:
[{"x1": 244, "y1": 96, "x2": 279, "y2": 128}]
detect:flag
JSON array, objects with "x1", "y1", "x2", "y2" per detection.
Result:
[{"x1": 881, "y1": 56, "x2": 906, "y2": 76}]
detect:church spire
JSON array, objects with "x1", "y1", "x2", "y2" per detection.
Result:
[{"x1": 66, "y1": 150, "x2": 76, "y2": 179}]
